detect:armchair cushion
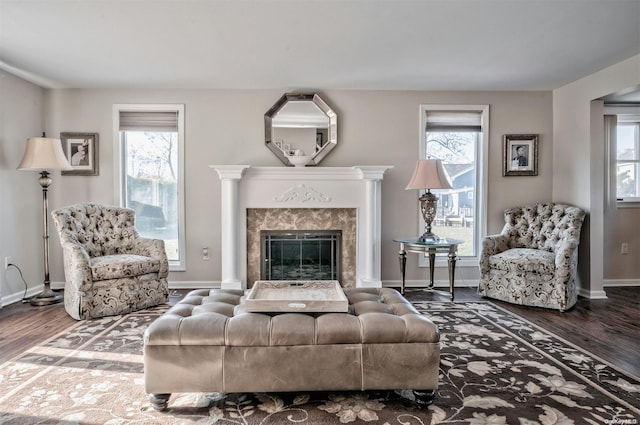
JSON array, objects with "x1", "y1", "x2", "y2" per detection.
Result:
[
  {"x1": 488, "y1": 248, "x2": 555, "y2": 274},
  {"x1": 91, "y1": 254, "x2": 161, "y2": 281}
]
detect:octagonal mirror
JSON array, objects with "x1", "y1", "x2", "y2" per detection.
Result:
[{"x1": 265, "y1": 93, "x2": 337, "y2": 166}]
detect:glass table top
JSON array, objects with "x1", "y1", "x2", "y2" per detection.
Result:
[{"x1": 393, "y1": 237, "x2": 463, "y2": 247}]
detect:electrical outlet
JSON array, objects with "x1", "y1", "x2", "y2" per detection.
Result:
[
  {"x1": 621, "y1": 243, "x2": 629, "y2": 254},
  {"x1": 202, "y1": 247, "x2": 210, "y2": 261},
  {"x1": 4, "y1": 256, "x2": 12, "y2": 270}
]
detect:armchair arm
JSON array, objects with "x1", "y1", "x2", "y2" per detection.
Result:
[
  {"x1": 135, "y1": 237, "x2": 169, "y2": 278},
  {"x1": 479, "y1": 234, "x2": 511, "y2": 273},
  {"x1": 60, "y1": 243, "x2": 93, "y2": 292},
  {"x1": 554, "y1": 238, "x2": 580, "y2": 284}
]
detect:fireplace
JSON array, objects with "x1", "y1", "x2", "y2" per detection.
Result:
[
  {"x1": 261, "y1": 230, "x2": 342, "y2": 281},
  {"x1": 247, "y1": 207, "x2": 356, "y2": 286},
  {"x1": 211, "y1": 165, "x2": 392, "y2": 290}
]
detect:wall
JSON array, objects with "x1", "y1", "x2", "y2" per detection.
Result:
[
  {"x1": 553, "y1": 54, "x2": 640, "y2": 297},
  {"x1": 38, "y1": 89, "x2": 553, "y2": 289},
  {"x1": 0, "y1": 70, "x2": 47, "y2": 305}
]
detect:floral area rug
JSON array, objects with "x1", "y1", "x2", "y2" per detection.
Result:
[{"x1": 0, "y1": 301, "x2": 638, "y2": 424}]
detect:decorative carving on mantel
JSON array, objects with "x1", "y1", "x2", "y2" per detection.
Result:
[{"x1": 274, "y1": 184, "x2": 331, "y2": 203}]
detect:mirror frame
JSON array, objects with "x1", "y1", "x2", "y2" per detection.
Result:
[{"x1": 265, "y1": 93, "x2": 337, "y2": 166}]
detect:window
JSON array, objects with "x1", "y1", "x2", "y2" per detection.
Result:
[
  {"x1": 616, "y1": 119, "x2": 640, "y2": 202},
  {"x1": 605, "y1": 110, "x2": 640, "y2": 206},
  {"x1": 114, "y1": 104, "x2": 186, "y2": 270},
  {"x1": 419, "y1": 105, "x2": 489, "y2": 265}
]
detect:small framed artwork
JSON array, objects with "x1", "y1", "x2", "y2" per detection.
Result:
[
  {"x1": 61, "y1": 132, "x2": 99, "y2": 176},
  {"x1": 503, "y1": 134, "x2": 538, "y2": 176}
]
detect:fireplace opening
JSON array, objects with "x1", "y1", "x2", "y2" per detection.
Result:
[{"x1": 261, "y1": 230, "x2": 341, "y2": 282}]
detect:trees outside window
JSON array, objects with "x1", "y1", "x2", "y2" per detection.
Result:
[
  {"x1": 115, "y1": 105, "x2": 185, "y2": 270},
  {"x1": 420, "y1": 105, "x2": 488, "y2": 262}
]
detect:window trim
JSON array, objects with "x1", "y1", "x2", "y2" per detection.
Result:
[
  {"x1": 113, "y1": 103, "x2": 186, "y2": 271},
  {"x1": 418, "y1": 104, "x2": 489, "y2": 268},
  {"x1": 604, "y1": 106, "x2": 640, "y2": 209}
]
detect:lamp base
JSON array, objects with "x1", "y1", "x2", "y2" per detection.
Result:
[
  {"x1": 418, "y1": 233, "x2": 440, "y2": 243},
  {"x1": 30, "y1": 285, "x2": 63, "y2": 306}
]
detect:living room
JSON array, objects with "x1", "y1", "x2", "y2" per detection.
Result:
[{"x1": 1, "y1": 1, "x2": 639, "y2": 423}]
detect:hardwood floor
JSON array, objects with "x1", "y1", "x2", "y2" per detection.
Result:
[{"x1": 1, "y1": 287, "x2": 638, "y2": 377}]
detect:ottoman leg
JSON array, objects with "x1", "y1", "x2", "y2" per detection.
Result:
[
  {"x1": 149, "y1": 393, "x2": 171, "y2": 411},
  {"x1": 413, "y1": 389, "x2": 436, "y2": 406}
]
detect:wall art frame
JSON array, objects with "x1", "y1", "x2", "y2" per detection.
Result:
[
  {"x1": 61, "y1": 132, "x2": 99, "y2": 176},
  {"x1": 503, "y1": 134, "x2": 538, "y2": 177}
]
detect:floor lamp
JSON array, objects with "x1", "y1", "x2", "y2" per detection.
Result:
[
  {"x1": 405, "y1": 159, "x2": 453, "y2": 243},
  {"x1": 17, "y1": 136, "x2": 72, "y2": 306}
]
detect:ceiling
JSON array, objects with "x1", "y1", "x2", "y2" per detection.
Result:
[{"x1": 1, "y1": 0, "x2": 639, "y2": 92}]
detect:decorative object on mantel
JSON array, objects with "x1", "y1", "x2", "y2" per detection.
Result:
[
  {"x1": 17, "y1": 135, "x2": 73, "y2": 306},
  {"x1": 284, "y1": 149, "x2": 313, "y2": 167},
  {"x1": 503, "y1": 134, "x2": 538, "y2": 176},
  {"x1": 405, "y1": 159, "x2": 453, "y2": 243},
  {"x1": 60, "y1": 132, "x2": 99, "y2": 176},
  {"x1": 264, "y1": 93, "x2": 337, "y2": 167}
]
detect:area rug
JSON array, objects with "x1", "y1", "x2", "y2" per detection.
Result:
[{"x1": 0, "y1": 302, "x2": 638, "y2": 425}]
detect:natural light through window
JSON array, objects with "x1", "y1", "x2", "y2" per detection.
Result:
[
  {"x1": 419, "y1": 105, "x2": 488, "y2": 261},
  {"x1": 616, "y1": 122, "x2": 640, "y2": 201},
  {"x1": 114, "y1": 105, "x2": 185, "y2": 270}
]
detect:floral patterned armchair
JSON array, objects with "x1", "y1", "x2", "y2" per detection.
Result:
[
  {"x1": 51, "y1": 203, "x2": 169, "y2": 320},
  {"x1": 478, "y1": 203, "x2": 586, "y2": 311}
]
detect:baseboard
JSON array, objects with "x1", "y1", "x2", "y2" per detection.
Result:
[
  {"x1": 168, "y1": 281, "x2": 219, "y2": 289},
  {"x1": 5, "y1": 279, "x2": 631, "y2": 307},
  {"x1": 1, "y1": 281, "x2": 220, "y2": 307},
  {"x1": 603, "y1": 279, "x2": 640, "y2": 287},
  {"x1": 577, "y1": 288, "x2": 609, "y2": 300},
  {"x1": 1, "y1": 286, "x2": 43, "y2": 307}
]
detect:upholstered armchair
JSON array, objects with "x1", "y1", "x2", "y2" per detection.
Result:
[
  {"x1": 51, "y1": 203, "x2": 169, "y2": 320},
  {"x1": 478, "y1": 203, "x2": 586, "y2": 311}
]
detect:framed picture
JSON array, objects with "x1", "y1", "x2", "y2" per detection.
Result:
[
  {"x1": 61, "y1": 132, "x2": 99, "y2": 176},
  {"x1": 503, "y1": 134, "x2": 538, "y2": 176}
]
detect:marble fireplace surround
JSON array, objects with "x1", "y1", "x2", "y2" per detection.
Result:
[
  {"x1": 211, "y1": 165, "x2": 392, "y2": 290},
  {"x1": 246, "y1": 208, "x2": 356, "y2": 287}
]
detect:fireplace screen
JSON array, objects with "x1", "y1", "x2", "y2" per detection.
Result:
[{"x1": 261, "y1": 230, "x2": 341, "y2": 281}]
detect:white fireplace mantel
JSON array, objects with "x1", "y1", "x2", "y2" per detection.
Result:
[{"x1": 210, "y1": 165, "x2": 393, "y2": 290}]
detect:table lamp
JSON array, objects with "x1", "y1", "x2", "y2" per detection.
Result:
[
  {"x1": 17, "y1": 136, "x2": 73, "y2": 306},
  {"x1": 405, "y1": 159, "x2": 453, "y2": 242}
]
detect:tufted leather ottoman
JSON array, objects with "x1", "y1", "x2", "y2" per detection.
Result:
[{"x1": 143, "y1": 287, "x2": 440, "y2": 411}]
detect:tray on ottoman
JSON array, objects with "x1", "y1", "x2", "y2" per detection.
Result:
[{"x1": 245, "y1": 280, "x2": 348, "y2": 313}]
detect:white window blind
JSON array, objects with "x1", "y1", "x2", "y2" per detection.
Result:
[
  {"x1": 119, "y1": 111, "x2": 179, "y2": 132},
  {"x1": 425, "y1": 111, "x2": 482, "y2": 132}
]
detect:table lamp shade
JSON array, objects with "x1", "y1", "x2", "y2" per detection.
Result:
[
  {"x1": 405, "y1": 159, "x2": 452, "y2": 242},
  {"x1": 17, "y1": 137, "x2": 72, "y2": 171},
  {"x1": 405, "y1": 159, "x2": 452, "y2": 190}
]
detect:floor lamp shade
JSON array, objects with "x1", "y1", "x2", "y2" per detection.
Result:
[
  {"x1": 405, "y1": 159, "x2": 453, "y2": 242},
  {"x1": 17, "y1": 137, "x2": 72, "y2": 306},
  {"x1": 17, "y1": 137, "x2": 72, "y2": 170}
]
